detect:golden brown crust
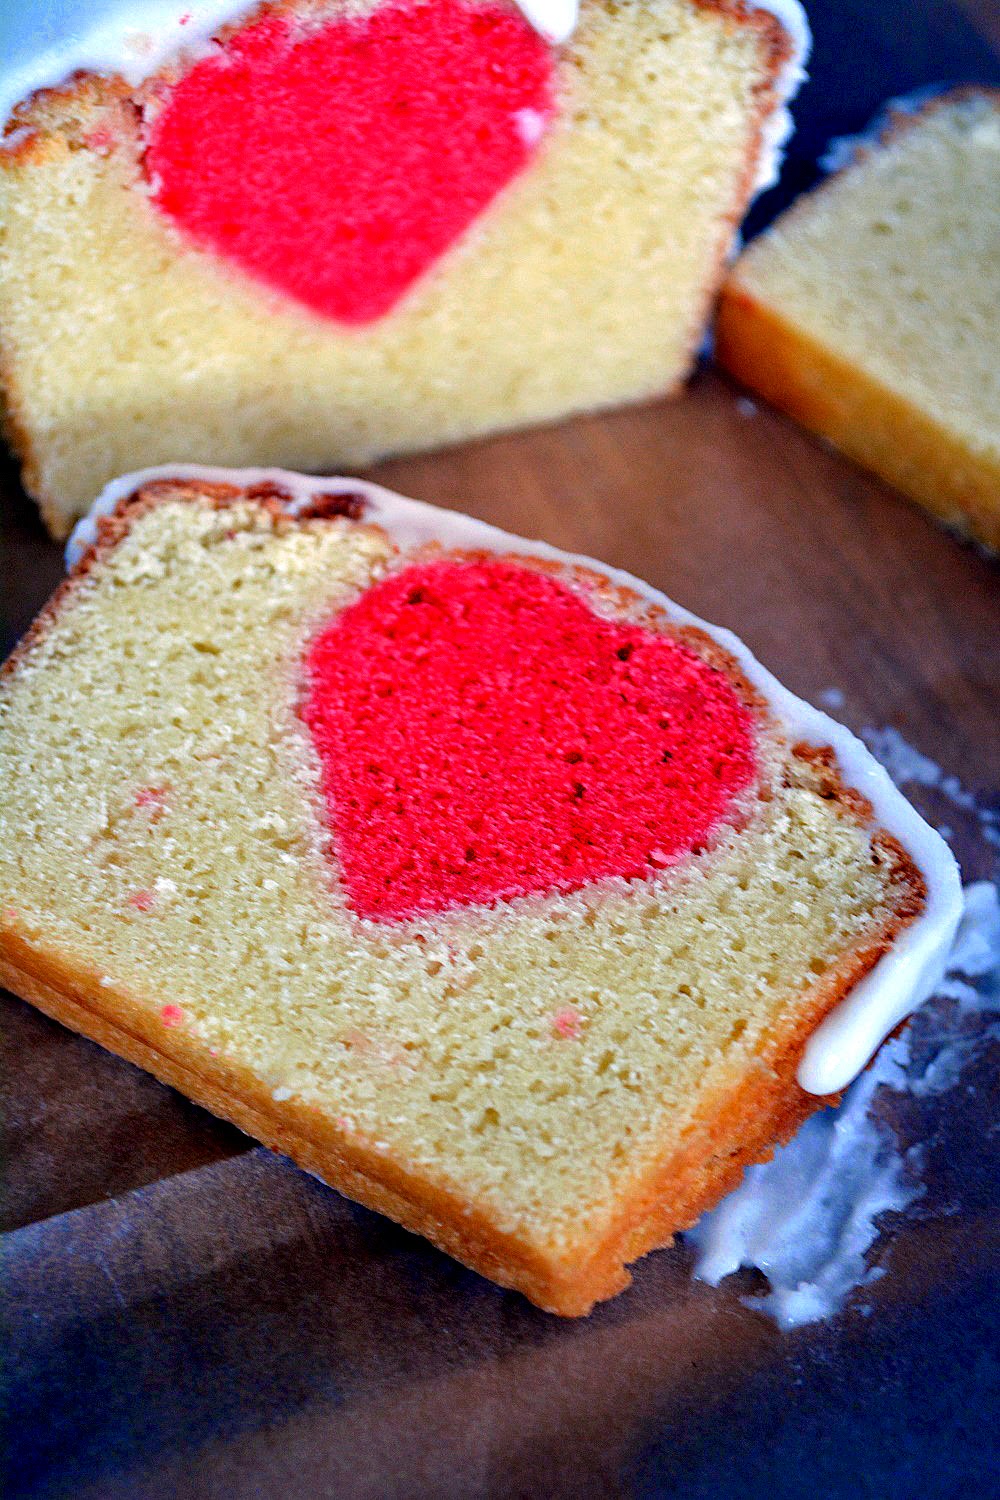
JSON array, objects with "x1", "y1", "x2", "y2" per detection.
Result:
[
  {"x1": 0, "y1": 934, "x2": 565, "y2": 1305},
  {"x1": 0, "y1": 871, "x2": 916, "y2": 1317},
  {"x1": 0, "y1": 890, "x2": 915, "y2": 1316},
  {"x1": 579, "y1": 903, "x2": 918, "y2": 1299},
  {"x1": 0, "y1": 477, "x2": 928, "y2": 1316},
  {"x1": 672, "y1": 0, "x2": 797, "y2": 390}
]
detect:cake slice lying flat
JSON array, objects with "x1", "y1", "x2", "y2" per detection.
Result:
[
  {"x1": 0, "y1": 469, "x2": 960, "y2": 1314},
  {"x1": 0, "y1": 0, "x2": 807, "y2": 538},
  {"x1": 716, "y1": 89, "x2": 1000, "y2": 552}
]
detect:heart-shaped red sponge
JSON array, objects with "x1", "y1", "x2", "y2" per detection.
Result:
[
  {"x1": 145, "y1": 0, "x2": 553, "y2": 324},
  {"x1": 302, "y1": 559, "x2": 757, "y2": 921}
]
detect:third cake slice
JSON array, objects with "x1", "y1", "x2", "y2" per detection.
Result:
[
  {"x1": 0, "y1": 467, "x2": 960, "y2": 1314},
  {"x1": 716, "y1": 89, "x2": 1000, "y2": 552}
]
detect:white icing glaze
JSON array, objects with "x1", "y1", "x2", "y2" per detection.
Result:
[
  {"x1": 688, "y1": 1034, "x2": 919, "y2": 1329},
  {"x1": 67, "y1": 464, "x2": 964, "y2": 1094},
  {"x1": 0, "y1": 0, "x2": 809, "y2": 200},
  {"x1": 514, "y1": 0, "x2": 578, "y2": 45},
  {"x1": 688, "y1": 880, "x2": 1000, "y2": 1328}
]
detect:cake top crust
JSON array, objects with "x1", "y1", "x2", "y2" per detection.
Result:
[{"x1": 62, "y1": 463, "x2": 962, "y2": 1094}]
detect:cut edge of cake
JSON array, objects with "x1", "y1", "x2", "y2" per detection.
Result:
[
  {"x1": 0, "y1": 468, "x2": 961, "y2": 1316},
  {"x1": 715, "y1": 86, "x2": 1000, "y2": 554}
]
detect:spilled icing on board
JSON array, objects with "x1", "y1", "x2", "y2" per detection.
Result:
[
  {"x1": 861, "y1": 725, "x2": 1000, "y2": 853},
  {"x1": 685, "y1": 707, "x2": 999, "y2": 1328},
  {"x1": 688, "y1": 878, "x2": 1000, "y2": 1329}
]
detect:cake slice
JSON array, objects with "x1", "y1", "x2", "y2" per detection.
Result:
[
  {"x1": 716, "y1": 89, "x2": 1000, "y2": 553},
  {"x1": 0, "y1": 467, "x2": 960, "y2": 1315},
  {"x1": 0, "y1": 0, "x2": 807, "y2": 538}
]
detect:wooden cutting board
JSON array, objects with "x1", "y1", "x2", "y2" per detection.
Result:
[{"x1": 2, "y1": 2, "x2": 998, "y2": 1496}]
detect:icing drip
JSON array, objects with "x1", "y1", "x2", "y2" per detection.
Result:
[
  {"x1": 688, "y1": 881, "x2": 1000, "y2": 1329},
  {"x1": 515, "y1": 0, "x2": 578, "y2": 44},
  {"x1": 747, "y1": 0, "x2": 811, "y2": 195},
  {"x1": 66, "y1": 465, "x2": 963, "y2": 1095}
]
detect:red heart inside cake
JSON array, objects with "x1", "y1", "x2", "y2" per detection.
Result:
[
  {"x1": 146, "y1": 0, "x2": 554, "y2": 324},
  {"x1": 303, "y1": 559, "x2": 757, "y2": 920}
]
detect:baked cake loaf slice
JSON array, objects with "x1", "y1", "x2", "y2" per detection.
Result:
[
  {"x1": 0, "y1": 0, "x2": 807, "y2": 537},
  {"x1": 0, "y1": 467, "x2": 960, "y2": 1315},
  {"x1": 716, "y1": 89, "x2": 1000, "y2": 553}
]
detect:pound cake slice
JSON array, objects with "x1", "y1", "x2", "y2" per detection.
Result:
[
  {"x1": 0, "y1": 468, "x2": 960, "y2": 1315},
  {"x1": 716, "y1": 89, "x2": 1000, "y2": 553},
  {"x1": 0, "y1": 0, "x2": 807, "y2": 537}
]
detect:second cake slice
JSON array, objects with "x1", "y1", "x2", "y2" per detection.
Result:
[{"x1": 0, "y1": 0, "x2": 807, "y2": 535}]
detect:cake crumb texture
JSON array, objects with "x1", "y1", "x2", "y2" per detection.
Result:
[{"x1": 717, "y1": 90, "x2": 1000, "y2": 552}]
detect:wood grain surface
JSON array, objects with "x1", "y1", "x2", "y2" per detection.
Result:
[{"x1": 2, "y1": 2, "x2": 998, "y2": 1497}]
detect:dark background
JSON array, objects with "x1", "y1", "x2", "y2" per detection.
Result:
[{"x1": 3, "y1": 2, "x2": 999, "y2": 1496}]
